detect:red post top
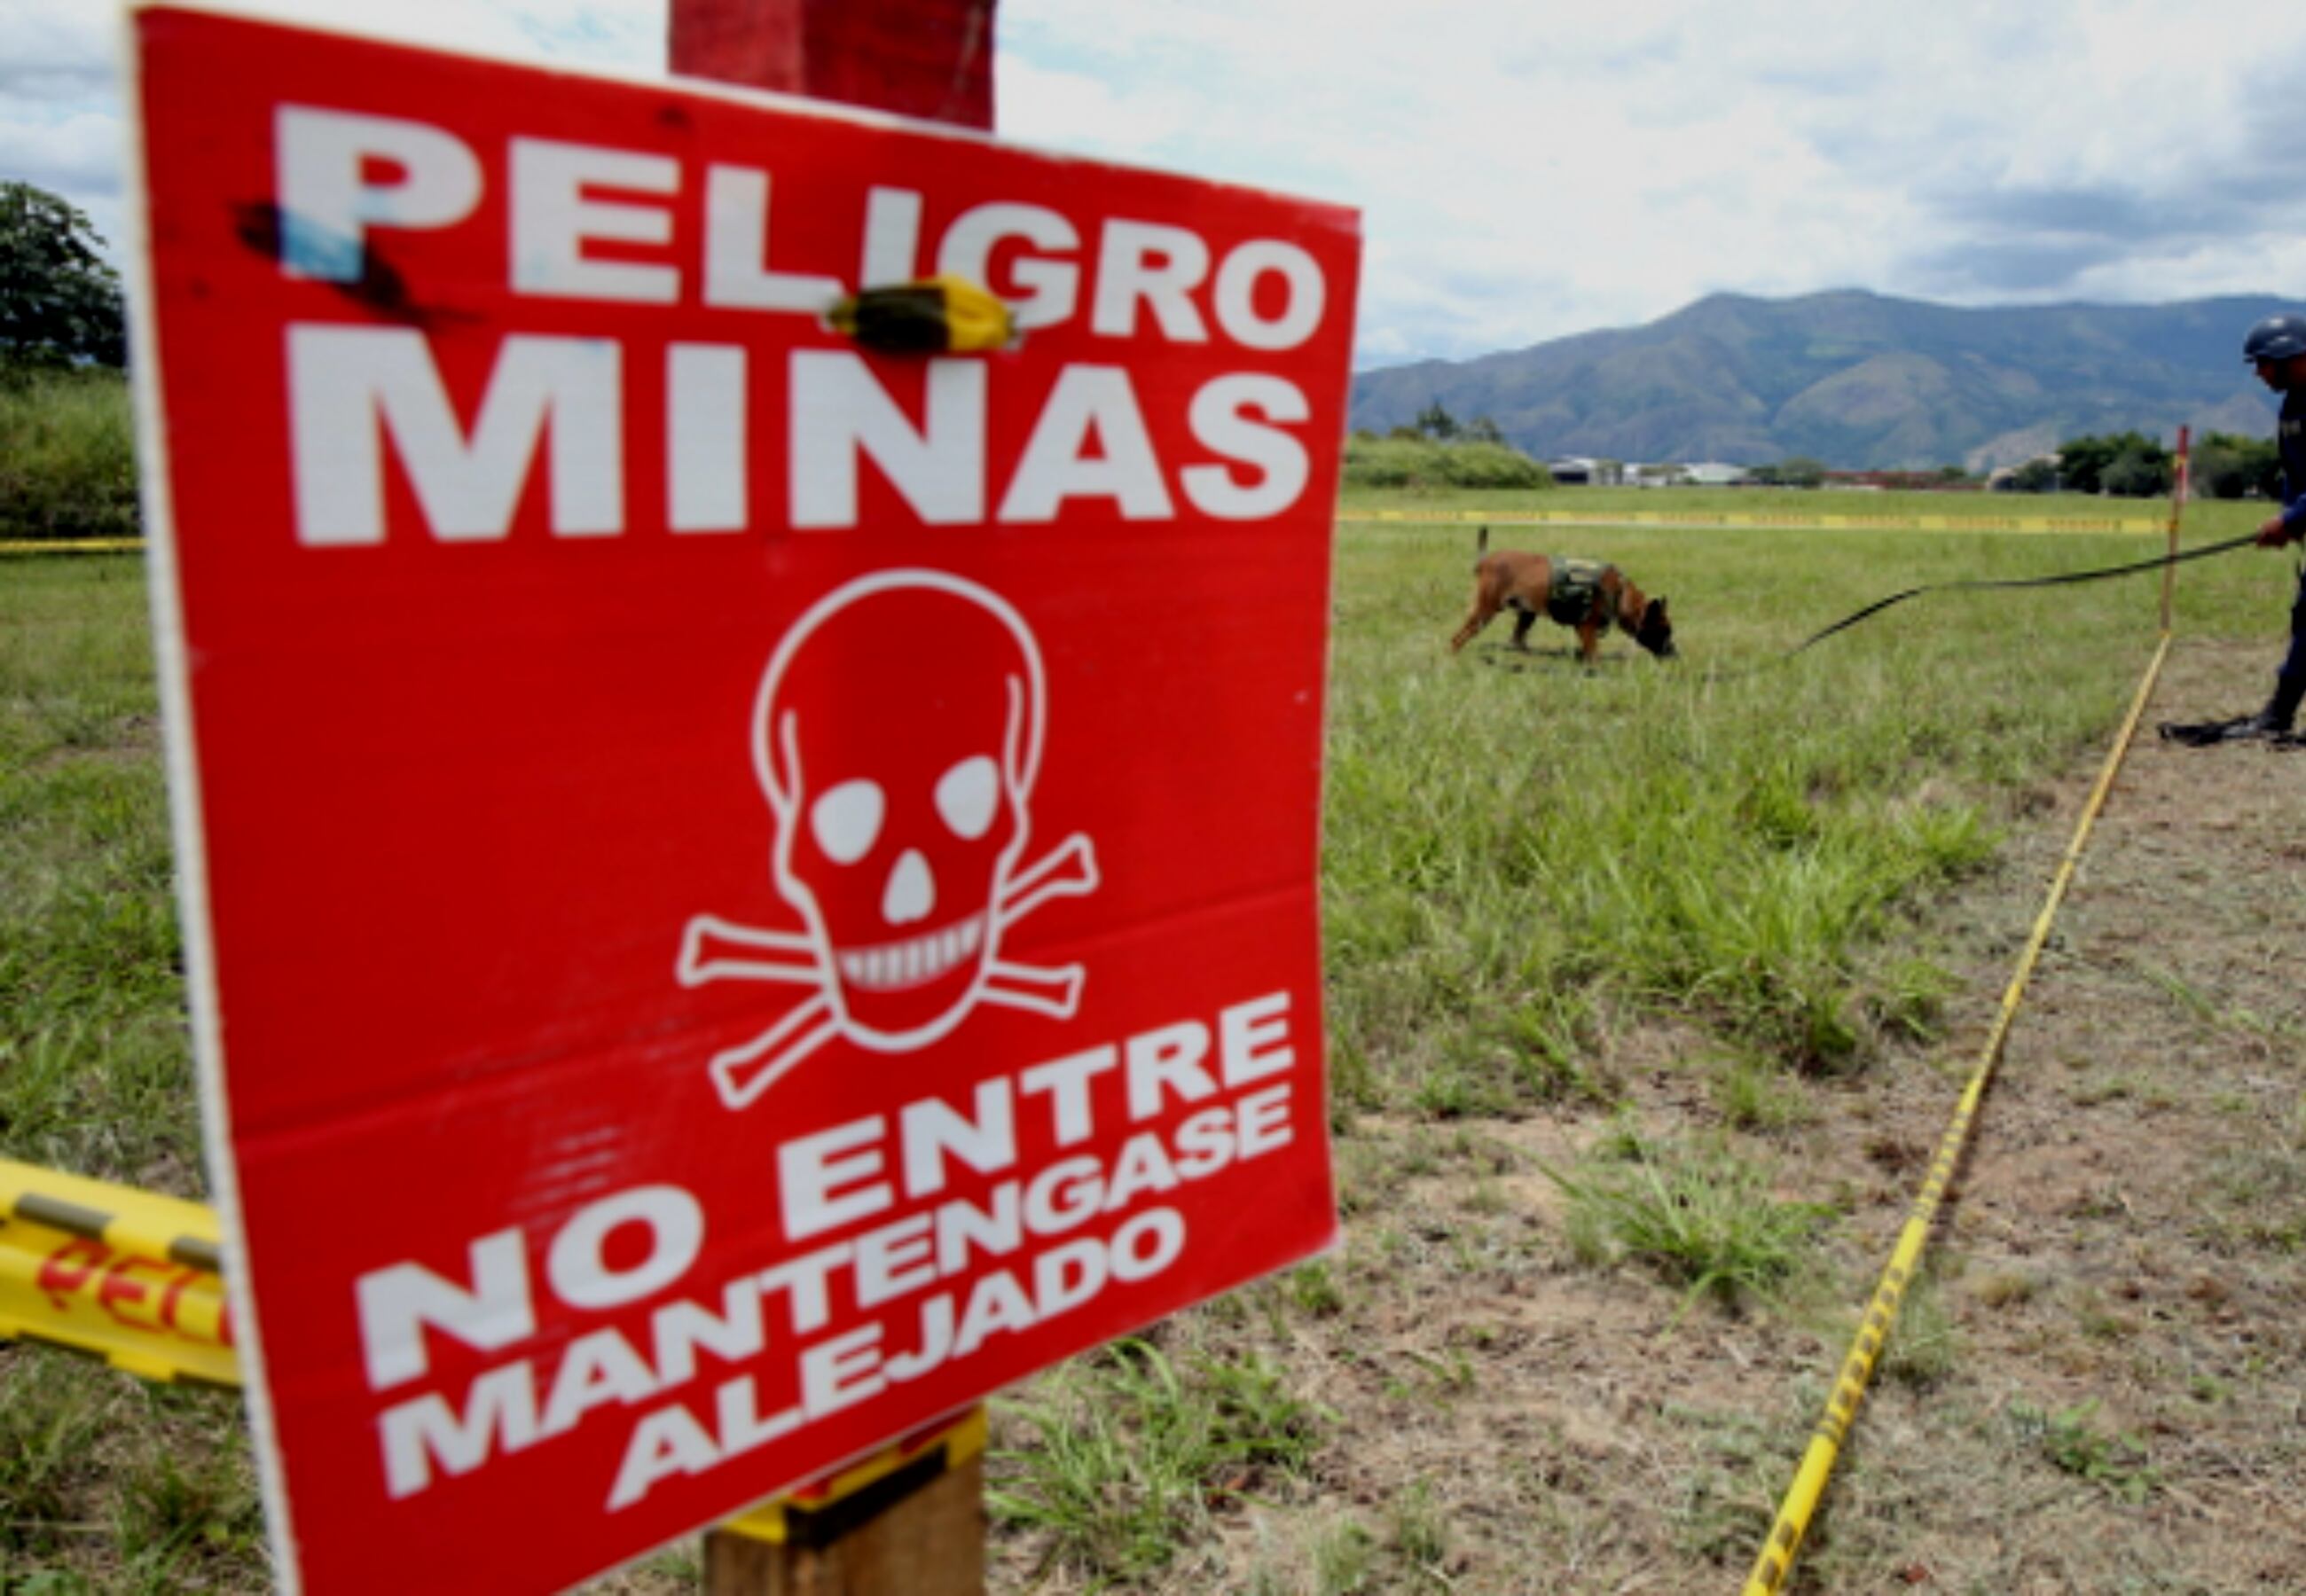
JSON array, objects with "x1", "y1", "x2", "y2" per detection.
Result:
[{"x1": 671, "y1": 0, "x2": 996, "y2": 130}]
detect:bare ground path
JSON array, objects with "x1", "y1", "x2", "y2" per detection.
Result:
[{"x1": 989, "y1": 638, "x2": 2306, "y2": 1595}]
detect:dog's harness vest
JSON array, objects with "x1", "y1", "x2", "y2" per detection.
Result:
[{"x1": 1545, "y1": 559, "x2": 1613, "y2": 627}]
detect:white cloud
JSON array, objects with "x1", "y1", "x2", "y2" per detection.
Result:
[
  {"x1": 9, "y1": 0, "x2": 2305, "y2": 369},
  {"x1": 995, "y1": 59, "x2": 1197, "y2": 164},
  {"x1": 1, "y1": 0, "x2": 671, "y2": 260},
  {"x1": 0, "y1": 1, "x2": 116, "y2": 75},
  {"x1": 1000, "y1": 0, "x2": 2306, "y2": 363},
  {"x1": 0, "y1": 109, "x2": 122, "y2": 193}
]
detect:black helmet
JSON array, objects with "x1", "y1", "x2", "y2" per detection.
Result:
[{"x1": 2244, "y1": 315, "x2": 2306, "y2": 364}]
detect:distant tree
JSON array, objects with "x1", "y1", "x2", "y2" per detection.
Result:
[
  {"x1": 2111, "y1": 434, "x2": 2174, "y2": 493},
  {"x1": 2101, "y1": 442, "x2": 2173, "y2": 498},
  {"x1": 1935, "y1": 464, "x2": 1969, "y2": 482},
  {"x1": 2055, "y1": 431, "x2": 2168, "y2": 497},
  {"x1": 1415, "y1": 399, "x2": 1460, "y2": 440},
  {"x1": 1386, "y1": 424, "x2": 1423, "y2": 442},
  {"x1": 1340, "y1": 434, "x2": 1551, "y2": 490},
  {"x1": 2193, "y1": 431, "x2": 2280, "y2": 500},
  {"x1": 2057, "y1": 431, "x2": 2170, "y2": 497},
  {"x1": 2009, "y1": 458, "x2": 2061, "y2": 493},
  {"x1": 1757, "y1": 457, "x2": 1826, "y2": 489},
  {"x1": 1, "y1": 181, "x2": 125, "y2": 375},
  {"x1": 1463, "y1": 414, "x2": 1506, "y2": 444},
  {"x1": 2057, "y1": 434, "x2": 2114, "y2": 495}
]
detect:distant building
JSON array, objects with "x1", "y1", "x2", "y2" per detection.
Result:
[
  {"x1": 1597, "y1": 460, "x2": 1749, "y2": 489},
  {"x1": 1824, "y1": 469, "x2": 1983, "y2": 492},
  {"x1": 1549, "y1": 457, "x2": 1624, "y2": 487}
]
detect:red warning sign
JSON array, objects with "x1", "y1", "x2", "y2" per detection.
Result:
[{"x1": 127, "y1": 7, "x2": 1357, "y2": 1592}]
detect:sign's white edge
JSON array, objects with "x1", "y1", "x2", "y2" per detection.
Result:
[{"x1": 114, "y1": 7, "x2": 306, "y2": 1592}]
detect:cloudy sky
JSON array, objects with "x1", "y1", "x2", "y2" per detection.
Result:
[{"x1": 9, "y1": 0, "x2": 2306, "y2": 368}]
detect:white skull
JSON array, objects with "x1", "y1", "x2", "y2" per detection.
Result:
[{"x1": 751, "y1": 571, "x2": 1044, "y2": 1048}]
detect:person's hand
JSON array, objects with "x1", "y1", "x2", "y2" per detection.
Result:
[{"x1": 2258, "y1": 514, "x2": 2293, "y2": 548}]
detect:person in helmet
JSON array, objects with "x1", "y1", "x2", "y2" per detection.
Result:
[{"x1": 2234, "y1": 312, "x2": 2306, "y2": 737}]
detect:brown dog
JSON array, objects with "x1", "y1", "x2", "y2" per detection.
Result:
[{"x1": 1449, "y1": 528, "x2": 1676, "y2": 663}]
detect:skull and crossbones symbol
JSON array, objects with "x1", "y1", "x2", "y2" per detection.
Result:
[{"x1": 678, "y1": 570, "x2": 1100, "y2": 1110}]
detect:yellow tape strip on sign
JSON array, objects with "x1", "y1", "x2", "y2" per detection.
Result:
[
  {"x1": 719, "y1": 1407, "x2": 988, "y2": 1545},
  {"x1": 0, "y1": 1158, "x2": 972, "y2": 1537},
  {"x1": 0, "y1": 1159, "x2": 238, "y2": 1387}
]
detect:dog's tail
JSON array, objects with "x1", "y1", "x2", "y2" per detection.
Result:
[{"x1": 1476, "y1": 523, "x2": 1488, "y2": 557}]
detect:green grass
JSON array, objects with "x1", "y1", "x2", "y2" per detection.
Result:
[
  {"x1": 1877, "y1": 1269, "x2": 1960, "y2": 1388},
  {"x1": 1323, "y1": 500, "x2": 2271, "y2": 1097},
  {"x1": 1338, "y1": 480, "x2": 2192, "y2": 526},
  {"x1": 0, "y1": 555, "x2": 255, "y2": 1593},
  {"x1": 2005, "y1": 1396, "x2": 2160, "y2": 1502},
  {"x1": 1308, "y1": 1514, "x2": 1377, "y2": 1592},
  {"x1": 987, "y1": 1338, "x2": 1327, "y2": 1587},
  {"x1": 1710, "y1": 1050, "x2": 1818, "y2": 1133},
  {"x1": 1384, "y1": 1479, "x2": 1451, "y2": 1575},
  {"x1": 0, "y1": 373, "x2": 139, "y2": 544},
  {"x1": 1546, "y1": 1136, "x2": 1835, "y2": 1317},
  {"x1": 0, "y1": 492, "x2": 2279, "y2": 1588},
  {"x1": 0, "y1": 556, "x2": 193, "y2": 1190},
  {"x1": 0, "y1": 1356, "x2": 262, "y2": 1594}
]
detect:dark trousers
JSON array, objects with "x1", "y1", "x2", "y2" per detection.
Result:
[{"x1": 2275, "y1": 564, "x2": 2306, "y2": 725}]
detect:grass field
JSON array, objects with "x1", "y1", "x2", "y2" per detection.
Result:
[
  {"x1": 0, "y1": 374, "x2": 139, "y2": 544},
  {"x1": 1324, "y1": 493, "x2": 2267, "y2": 1086},
  {"x1": 1338, "y1": 481, "x2": 2193, "y2": 526},
  {"x1": 0, "y1": 490, "x2": 2289, "y2": 1592}
]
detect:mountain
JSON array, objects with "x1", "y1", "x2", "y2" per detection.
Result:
[{"x1": 1348, "y1": 290, "x2": 2306, "y2": 472}]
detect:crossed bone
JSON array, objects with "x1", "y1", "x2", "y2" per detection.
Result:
[{"x1": 678, "y1": 834, "x2": 1099, "y2": 1110}]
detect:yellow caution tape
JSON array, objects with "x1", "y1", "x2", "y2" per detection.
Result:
[
  {"x1": 1740, "y1": 630, "x2": 2176, "y2": 1596},
  {"x1": 719, "y1": 1407, "x2": 986, "y2": 1545},
  {"x1": 0, "y1": 1155, "x2": 976, "y2": 1537},
  {"x1": 0, "y1": 539, "x2": 145, "y2": 555},
  {"x1": 826, "y1": 276, "x2": 1015, "y2": 354},
  {"x1": 0, "y1": 1159, "x2": 237, "y2": 1386},
  {"x1": 1351, "y1": 509, "x2": 2161, "y2": 535}
]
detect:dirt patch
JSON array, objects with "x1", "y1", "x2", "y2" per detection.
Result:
[{"x1": 988, "y1": 638, "x2": 2306, "y2": 1594}]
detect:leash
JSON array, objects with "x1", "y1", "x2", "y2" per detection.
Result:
[{"x1": 1784, "y1": 530, "x2": 2262, "y2": 657}]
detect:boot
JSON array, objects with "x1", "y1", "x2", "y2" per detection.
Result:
[
  {"x1": 2160, "y1": 715, "x2": 2258, "y2": 746},
  {"x1": 2238, "y1": 677, "x2": 2306, "y2": 739}
]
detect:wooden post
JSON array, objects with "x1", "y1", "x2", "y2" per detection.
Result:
[
  {"x1": 698, "y1": 1410, "x2": 988, "y2": 1596},
  {"x1": 668, "y1": 5, "x2": 994, "y2": 1590},
  {"x1": 2162, "y1": 425, "x2": 2191, "y2": 634},
  {"x1": 704, "y1": 1449, "x2": 985, "y2": 1596},
  {"x1": 670, "y1": 0, "x2": 994, "y2": 129}
]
